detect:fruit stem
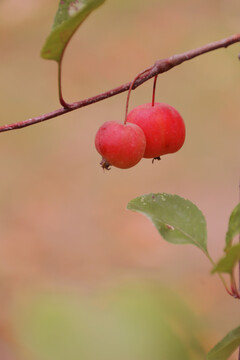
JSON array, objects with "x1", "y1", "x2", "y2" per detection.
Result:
[
  {"x1": 124, "y1": 66, "x2": 152, "y2": 124},
  {"x1": 152, "y1": 75, "x2": 158, "y2": 107}
]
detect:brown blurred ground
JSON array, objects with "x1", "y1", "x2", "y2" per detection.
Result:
[{"x1": 0, "y1": 0, "x2": 239, "y2": 358}]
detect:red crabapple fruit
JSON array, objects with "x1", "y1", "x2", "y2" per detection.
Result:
[
  {"x1": 126, "y1": 102, "x2": 185, "y2": 159},
  {"x1": 95, "y1": 121, "x2": 146, "y2": 169}
]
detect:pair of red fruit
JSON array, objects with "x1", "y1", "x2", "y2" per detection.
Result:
[{"x1": 95, "y1": 76, "x2": 186, "y2": 169}]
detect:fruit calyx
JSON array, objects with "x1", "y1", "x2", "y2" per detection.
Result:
[{"x1": 100, "y1": 158, "x2": 112, "y2": 170}]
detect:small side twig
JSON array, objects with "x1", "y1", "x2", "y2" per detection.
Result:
[{"x1": 0, "y1": 33, "x2": 239, "y2": 133}]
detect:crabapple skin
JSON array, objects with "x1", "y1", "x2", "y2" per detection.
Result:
[
  {"x1": 95, "y1": 121, "x2": 146, "y2": 169},
  {"x1": 126, "y1": 102, "x2": 185, "y2": 158}
]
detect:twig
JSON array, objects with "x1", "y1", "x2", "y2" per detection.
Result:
[
  {"x1": 0, "y1": 33, "x2": 239, "y2": 133},
  {"x1": 206, "y1": 253, "x2": 233, "y2": 296}
]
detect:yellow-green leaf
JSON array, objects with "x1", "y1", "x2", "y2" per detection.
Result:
[
  {"x1": 225, "y1": 203, "x2": 240, "y2": 252},
  {"x1": 13, "y1": 283, "x2": 205, "y2": 360},
  {"x1": 207, "y1": 326, "x2": 240, "y2": 360},
  {"x1": 212, "y1": 243, "x2": 240, "y2": 274},
  {"x1": 127, "y1": 193, "x2": 208, "y2": 254},
  {"x1": 41, "y1": 0, "x2": 105, "y2": 62}
]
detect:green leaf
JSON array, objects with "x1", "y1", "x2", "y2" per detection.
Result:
[
  {"x1": 225, "y1": 203, "x2": 240, "y2": 252},
  {"x1": 212, "y1": 243, "x2": 240, "y2": 274},
  {"x1": 207, "y1": 326, "x2": 240, "y2": 360},
  {"x1": 41, "y1": 0, "x2": 105, "y2": 62},
  {"x1": 13, "y1": 283, "x2": 205, "y2": 360},
  {"x1": 127, "y1": 193, "x2": 208, "y2": 254}
]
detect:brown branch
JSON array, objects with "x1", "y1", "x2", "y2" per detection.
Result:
[{"x1": 0, "y1": 33, "x2": 240, "y2": 133}]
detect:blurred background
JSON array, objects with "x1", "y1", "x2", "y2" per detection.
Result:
[{"x1": 0, "y1": 0, "x2": 239, "y2": 358}]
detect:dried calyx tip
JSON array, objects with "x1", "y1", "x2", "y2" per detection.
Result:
[
  {"x1": 152, "y1": 156, "x2": 161, "y2": 164},
  {"x1": 100, "y1": 158, "x2": 112, "y2": 171}
]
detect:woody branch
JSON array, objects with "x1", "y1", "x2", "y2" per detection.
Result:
[{"x1": 0, "y1": 33, "x2": 239, "y2": 133}]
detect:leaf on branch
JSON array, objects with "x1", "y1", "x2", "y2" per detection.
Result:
[
  {"x1": 127, "y1": 193, "x2": 208, "y2": 254},
  {"x1": 207, "y1": 326, "x2": 240, "y2": 360},
  {"x1": 41, "y1": 0, "x2": 105, "y2": 62},
  {"x1": 211, "y1": 243, "x2": 240, "y2": 274},
  {"x1": 225, "y1": 203, "x2": 240, "y2": 252}
]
